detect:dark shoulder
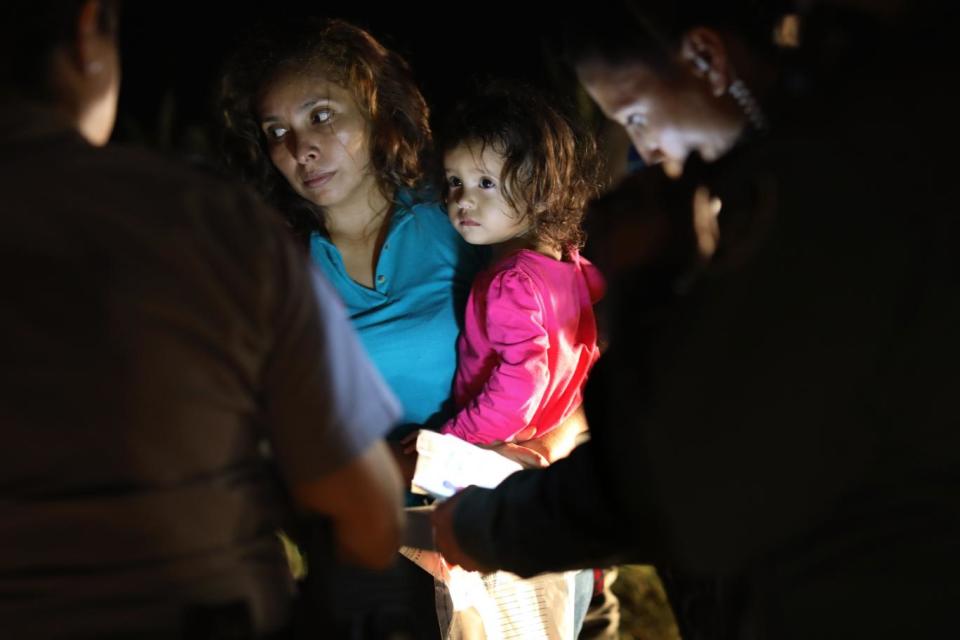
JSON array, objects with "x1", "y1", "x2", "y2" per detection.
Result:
[{"x1": 78, "y1": 144, "x2": 288, "y2": 243}]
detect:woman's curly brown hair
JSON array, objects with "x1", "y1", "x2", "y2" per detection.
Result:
[
  {"x1": 220, "y1": 18, "x2": 433, "y2": 245},
  {"x1": 437, "y1": 82, "x2": 604, "y2": 253}
]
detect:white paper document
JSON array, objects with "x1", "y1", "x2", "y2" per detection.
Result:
[{"x1": 410, "y1": 430, "x2": 524, "y2": 499}]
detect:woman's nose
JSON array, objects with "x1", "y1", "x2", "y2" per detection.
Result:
[{"x1": 293, "y1": 133, "x2": 321, "y2": 164}]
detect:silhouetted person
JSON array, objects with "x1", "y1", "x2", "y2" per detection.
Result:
[
  {"x1": 434, "y1": 3, "x2": 960, "y2": 638},
  {"x1": 0, "y1": 2, "x2": 405, "y2": 637}
]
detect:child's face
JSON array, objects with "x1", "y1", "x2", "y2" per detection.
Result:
[{"x1": 444, "y1": 142, "x2": 531, "y2": 246}]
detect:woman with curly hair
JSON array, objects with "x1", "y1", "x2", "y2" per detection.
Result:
[
  {"x1": 220, "y1": 18, "x2": 487, "y2": 636},
  {"x1": 220, "y1": 19, "x2": 602, "y2": 637},
  {"x1": 221, "y1": 19, "x2": 482, "y2": 444}
]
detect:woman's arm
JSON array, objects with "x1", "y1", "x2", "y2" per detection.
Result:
[{"x1": 517, "y1": 404, "x2": 588, "y2": 463}]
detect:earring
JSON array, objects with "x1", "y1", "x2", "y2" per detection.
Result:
[
  {"x1": 688, "y1": 41, "x2": 769, "y2": 133},
  {"x1": 692, "y1": 55, "x2": 711, "y2": 75},
  {"x1": 728, "y1": 76, "x2": 768, "y2": 132}
]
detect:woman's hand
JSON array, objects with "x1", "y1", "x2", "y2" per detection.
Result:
[
  {"x1": 481, "y1": 441, "x2": 549, "y2": 469},
  {"x1": 516, "y1": 405, "x2": 589, "y2": 464},
  {"x1": 479, "y1": 406, "x2": 589, "y2": 468},
  {"x1": 400, "y1": 430, "x2": 419, "y2": 454},
  {"x1": 388, "y1": 437, "x2": 418, "y2": 487}
]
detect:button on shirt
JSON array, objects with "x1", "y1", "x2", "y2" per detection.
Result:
[{"x1": 310, "y1": 192, "x2": 485, "y2": 432}]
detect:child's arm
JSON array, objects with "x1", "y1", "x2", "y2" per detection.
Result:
[{"x1": 442, "y1": 269, "x2": 550, "y2": 445}]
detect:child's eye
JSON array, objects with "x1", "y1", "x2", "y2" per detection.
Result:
[
  {"x1": 479, "y1": 177, "x2": 497, "y2": 189},
  {"x1": 446, "y1": 176, "x2": 462, "y2": 188},
  {"x1": 312, "y1": 109, "x2": 333, "y2": 125}
]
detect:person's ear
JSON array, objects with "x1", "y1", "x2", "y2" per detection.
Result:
[
  {"x1": 680, "y1": 27, "x2": 732, "y2": 97},
  {"x1": 74, "y1": 0, "x2": 114, "y2": 77},
  {"x1": 65, "y1": 0, "x2": 120, "y2": 146}
]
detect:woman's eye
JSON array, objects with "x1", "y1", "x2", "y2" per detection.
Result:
[
  {"x1": 447, "y1": 176, "x2": 462, "y2": 188},
  {"x1": 312, "y1": 109, "x2": 333, "y2": 124},
  {"x1": 626, "y1": 113, "x2": 647, "y2": 128},
  {"x1": 479, "y1": 177, "x2": 497, "y2": 189},
  {"x1": 266, "y1": 126, "x2": 287, "y2": 140}
]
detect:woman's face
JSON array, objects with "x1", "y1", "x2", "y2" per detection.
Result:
[
  {"x1": 257, "y1": 67, "x2": 376, "y2": 211},
  {"x1": 576, "y1": 57, "x2": 744, "y2": 175}
]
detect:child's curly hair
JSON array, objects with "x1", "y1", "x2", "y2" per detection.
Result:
[{"x1": 437, "y1": 82, "x2": 604, "y2": 252}]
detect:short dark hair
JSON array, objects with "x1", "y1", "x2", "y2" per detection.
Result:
[
  {"x1": 0, "y1": 1, "x2": 120, "y2": 98},
  {"x1": 563, "y1": 0, "x2": 789, "y2": 72}
]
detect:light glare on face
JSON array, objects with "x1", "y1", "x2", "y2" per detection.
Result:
[{"x1": 577, "y1": 57, "x2": 743, "y2": 173}]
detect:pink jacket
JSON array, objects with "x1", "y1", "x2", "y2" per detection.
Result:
[{"x1": 441, "y1": 249, "x2": 605, "y2": 444}]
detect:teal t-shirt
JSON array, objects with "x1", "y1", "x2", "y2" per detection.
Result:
[{"x1": 310, "y1": 191, "x2": 485, "y2": 436}]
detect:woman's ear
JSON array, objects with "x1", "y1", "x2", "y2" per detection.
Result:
[{"x1": 680, "y1": 26, "x2": 733, "y2": 97}]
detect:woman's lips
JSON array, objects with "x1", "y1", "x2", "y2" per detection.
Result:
[{"x1": 303, "y1": 171, "x2": 336, "y2": 189}]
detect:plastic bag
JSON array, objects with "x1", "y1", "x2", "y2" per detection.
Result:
[
  {"x1": 400, "y1": 547, "x2": 577, "y2": 639},
  {"x1": 400, "y1": 431, "x2": 579, "y2": 639}
]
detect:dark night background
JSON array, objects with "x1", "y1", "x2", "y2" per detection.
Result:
[{"x1": 113, "y1": 2, "x2": 592, "y2": 165}]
